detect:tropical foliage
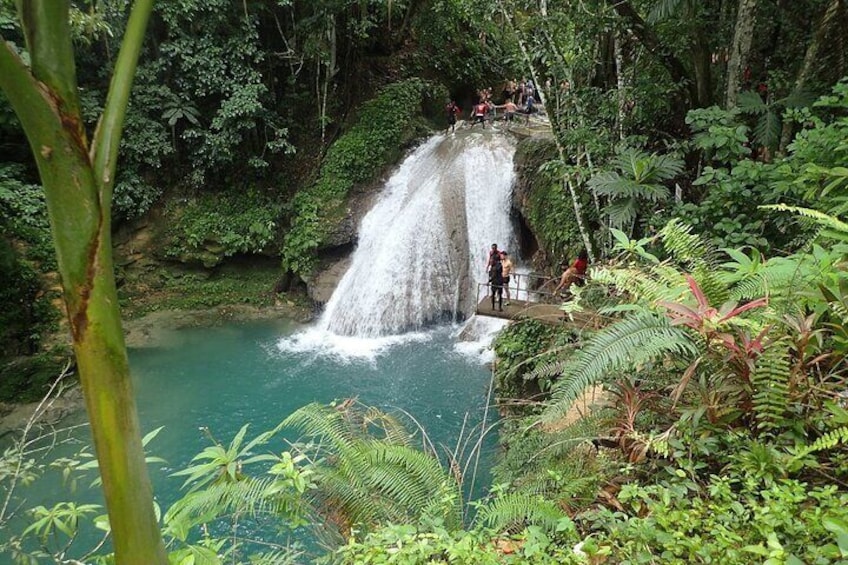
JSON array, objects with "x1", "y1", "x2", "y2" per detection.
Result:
[{"x1": 3, "y1": 0, "x2": 848, "y2": 563}]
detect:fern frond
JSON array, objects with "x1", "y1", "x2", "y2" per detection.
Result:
[
  {"x1": 247, "y1": 549, "x2": 304, "y2": 565},
  {"x1": 282, "y1": 402, "x2": 358, "y2": 454},
  {"x1": 473, "y1": 492, "x2": 566, "y2": 534},
  {"x1": 164, "y1": 477, "x2": 307, "y2": 541},
  {"x1": 313, "y1": 442, "x2": 460, "y2": 529},
  {"x1": 728, "y1": 255, "x2": 810, "y2": 303},
  {"x1": 591, "y1": 265, "x2": 686, "y2": 304},
  {"x1": 526, "y1": 353, "x2": 588, "y2": 385},
  {"x1": 751, "y1": 344, "x2": 790, "y2": 433},
  {"x1": 286, "y1": 406, "x2": 463, "y2": 533},
  {"x1": 661, "y1": 219, "x2": 727, "y2": 304},
  {"x1": 761, "y1": 204, "x2": 848, "y2": 241},
  {"x1": 542, "y1": 313, "x2": 698, "y2": 424},
  {"x1": 798, "y1": 426, "x2": 848, "y2": 457},
  {"x1": 661, "y1": 218, "x2": 716, "y2": 265}
]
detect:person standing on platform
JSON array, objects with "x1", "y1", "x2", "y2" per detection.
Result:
[
  {"x1": 489, "y1": 253, "x2": 504, "y2": 311},
  {"x1": 500, "y1": 251, "x2": 514, "y2": 305},
  {"x1": 486, "y1": 243, "x2": 500, "y2": 273}
]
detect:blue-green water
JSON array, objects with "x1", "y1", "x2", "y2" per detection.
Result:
[{"x1": 12, "y1": 318, "x2": 499, "y2": 560}]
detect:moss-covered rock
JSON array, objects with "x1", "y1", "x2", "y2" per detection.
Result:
[
  {"x1": 281, "y1": 78, "x2": 448, "y2": 276},
  {"x1": 513, "y1": 136, "x2": 596, "y2": 268}
]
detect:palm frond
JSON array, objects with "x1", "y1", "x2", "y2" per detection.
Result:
[
  {"x1": 648, "y1": 0, "x2": 686, "y2": 22},
  {"x1": 754, "y1": 110, "x2": 781, "y2": 149},
  {"x1": 283, "y1": 402, "x2": 359, "y2": 454},
  {"x1": 605, "y1": 198, "x2": 639, "y2": 229},
  {"x1": 737, "y1": 90, "x2": 768, "y2": 114},
  {"x1": 164, "y1": 477, "x2": 307, "y2": 542},
  {"x1": 590, "y1": 174, "x2": 669, "y2": 201},
  {"x1": 782, "y1": 89, "x2": 816, "y2": 109},
  {"x1": 653, "y1": 153, "x2": 685, "y2": 180}
]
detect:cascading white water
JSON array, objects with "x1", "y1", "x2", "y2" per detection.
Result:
[{"x1": 318, "y1": 131, "x2": 518, "y2": 338}]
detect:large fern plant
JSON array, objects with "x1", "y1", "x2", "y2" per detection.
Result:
[
  {"x1": 281, "y1": 401, "x2": 464, "y2": 542},
  {"x1": 538, "y1": 219, "x2": 776, "y2": 427}
]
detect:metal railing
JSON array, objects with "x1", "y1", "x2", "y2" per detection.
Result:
[{"x1": 474, "y1": 271, "x2": 563, "y2": 307}]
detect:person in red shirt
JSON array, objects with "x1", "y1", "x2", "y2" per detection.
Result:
[
  {"x1": 470, "y1": 101, "x2": 488, "y2": 129},
  {"x1": 486, "y1": 243, "x2": 500, "y2": 273},
  {"x1": 553, "y1": 249, "x2": 589, "y2": 296}
]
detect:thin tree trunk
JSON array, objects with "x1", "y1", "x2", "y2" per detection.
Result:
[
  {"x1": 496, "y1": 0, "x2": 595, "y2": 262},
  {"x1": 0, "y1": 2, "x2": 167, "y2": 562},
  {"x1": 603, "y1": 0, "x2": 696, "y2": 106},
  {"x1": 692, "y1": 28, "x2": 713, "y2": 107},
  {"x1": 779, "y1": 0, "x2": 842, "y2": 152},
  {"x1": 614, "y1": 31, "x2": 626, "y2": 141},
  {"x1": 319, "y1": 14, "x2": 337, "y2": 144},
  {"x1": 725, "y1": 0, "x2": 758, "y2": 108}
]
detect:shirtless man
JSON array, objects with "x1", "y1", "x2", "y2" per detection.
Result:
[
  {"x1": 500, "y1": 251, "x2": 514, "y2": 305},
  {"x1": 499, "y1": 100, "x2": 517, "y2": 125}
]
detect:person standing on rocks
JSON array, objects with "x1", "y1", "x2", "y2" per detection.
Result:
[{"x1": 445, "y1": 100, "x2": 461, "y2": 133}]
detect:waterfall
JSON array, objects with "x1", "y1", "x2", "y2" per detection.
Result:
[{"x1": 318, "y1": 132, "x2": 518, "y2": 338}]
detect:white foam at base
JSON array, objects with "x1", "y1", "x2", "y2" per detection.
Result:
[
  {"x1": 276, "y1": 327, "x2": 431, "y2": 364},
  {"x1": 452, "y1": 315, "x2": 510, "y2": 364}
]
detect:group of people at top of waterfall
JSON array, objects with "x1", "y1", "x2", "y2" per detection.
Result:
[
  {"x1": 444, "y1": 77, "x2": 544, "y2": 134},
  {"x1": 485, "y1": 243, "x2": 589, "y2": 312}
]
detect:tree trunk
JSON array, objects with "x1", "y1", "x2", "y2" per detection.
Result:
[
  {"x1": 779, "y1": 0, "x2": 842, "y2": 152},
  {"x1": 692, "y1": 28, "x2": 713, "y2": 107},
  {"x1": 725, "y1": 0, "x2": 758, "y2": 108},
  {"x1": 604, "y1": 0, "x2": 696, "y2": 107},
  {"x1": 615, "y1": 32, "x2": 626, "y2": 140},
  {"x1": 0, "y1": 1, "x2": 167, "y2": 563}
]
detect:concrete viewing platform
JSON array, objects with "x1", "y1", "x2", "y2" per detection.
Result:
[{"x1": 474, "y1": 295, "x2": 600, "y2": 329}]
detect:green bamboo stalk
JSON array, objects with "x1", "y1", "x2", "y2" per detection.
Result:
[{"x1": 0, "y1": 1, "x2": 167, "y2": 562}]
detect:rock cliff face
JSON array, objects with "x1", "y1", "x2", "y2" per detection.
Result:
[{"x1": 511, "y1": 134, "x2": 594, "y2": 271}]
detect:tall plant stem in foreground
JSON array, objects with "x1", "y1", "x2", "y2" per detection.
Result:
[{"x1": 0, "y1": 1, "x2": 167, "y2": 563}]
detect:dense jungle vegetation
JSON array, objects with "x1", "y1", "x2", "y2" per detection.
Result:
[{"x1": 2, "y1": 0, "x2": 848, "y2": 563}]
